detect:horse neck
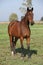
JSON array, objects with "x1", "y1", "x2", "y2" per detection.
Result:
[
  {"x1": 21, "y1": 15, "x2": 27, "y2": 23},
  {"x1": 21, "y1": 15, "x2": 29, "y2": 28}
]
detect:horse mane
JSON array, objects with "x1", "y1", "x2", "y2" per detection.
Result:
[{"x1": 21, "y1": 12, "x2": 29, "y2": 28}]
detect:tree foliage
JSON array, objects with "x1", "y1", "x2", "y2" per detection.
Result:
[
  {"x1": 19, "y1": 0, "x2": 32, "y2": 14},
  {"x1": 9, "y1": 13, "x2": 18, "y2": 21}
]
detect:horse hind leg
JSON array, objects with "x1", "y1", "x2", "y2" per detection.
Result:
[
  {"x1": 9, "y1": 36, "x2": 14, "y2": 55},
  {"x1": 12, "y1": 37, "x2": 18, "y2": 54}
]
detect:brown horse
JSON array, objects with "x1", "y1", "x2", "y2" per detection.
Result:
[{"x1": 8, "y1": 7, "x2": 34, "y2": 57}]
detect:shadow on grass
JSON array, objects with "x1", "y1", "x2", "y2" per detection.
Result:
[{"x1": 15, "y1": 48, "x2": 37, "y2": 57}]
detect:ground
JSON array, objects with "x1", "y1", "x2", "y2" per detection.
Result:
[{"x1": 0, "y1": 23, "x2": 43, "y2": 65}]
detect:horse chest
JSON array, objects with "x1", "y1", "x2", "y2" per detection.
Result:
[{"x1": 20, "y1": 24, "x2": 30, "y2": 37}]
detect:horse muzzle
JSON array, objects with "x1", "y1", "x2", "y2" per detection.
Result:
[{"x1": 31, "y1": 21, "x2": 35, "y2": 25}]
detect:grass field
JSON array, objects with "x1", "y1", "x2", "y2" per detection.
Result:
[{"x1": 0, "y1": 23, "x2": 43, "y2": 65}]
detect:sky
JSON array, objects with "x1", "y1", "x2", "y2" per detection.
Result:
[{"x1": 0, "y1": 0, "x2": 43, "y2": 21}]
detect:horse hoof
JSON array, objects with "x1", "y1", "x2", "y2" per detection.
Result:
[
  {"x1": 14, "y1": 51, "x2": 16, "y2": 55},
  {"x1": 11, "y1": 51, "x2": 14, "y2": 56}
]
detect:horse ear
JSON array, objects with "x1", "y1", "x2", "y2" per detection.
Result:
[
  {"x1": 27, "y1": 7, "x2": 33, "y2": 11},
  {"x1": 32, "y1": 7, "x2": 33, "y2": 11},
  {"x1": 27, "y1": 7, "x2": 29, "y2": 11}
]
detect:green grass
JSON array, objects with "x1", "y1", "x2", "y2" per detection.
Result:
[{"x1": 0, "y1": 23, "x2": 43, "y2": 65}]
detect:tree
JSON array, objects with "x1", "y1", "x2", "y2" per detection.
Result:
[
  {"x1": 9, "y1": 13, "x2": 18, "y2": 21},
  {"x1": 41, "y1": 17, "x2": 43, "y2": 21},
  {"x1": 19, "y1": 0, "x2": 32, "y2": 14}
]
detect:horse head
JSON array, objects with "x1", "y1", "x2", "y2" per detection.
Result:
[{"x1": 26, "y1": 7, "x2": 34, "y2": 25}]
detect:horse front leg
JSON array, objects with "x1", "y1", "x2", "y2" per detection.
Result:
[
  {"x1": 26, "y1": 37, "x2": 31, "y2": 58},
  {"x1": 20, "y1": 37, "x2": 24, "y2": 57}
]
